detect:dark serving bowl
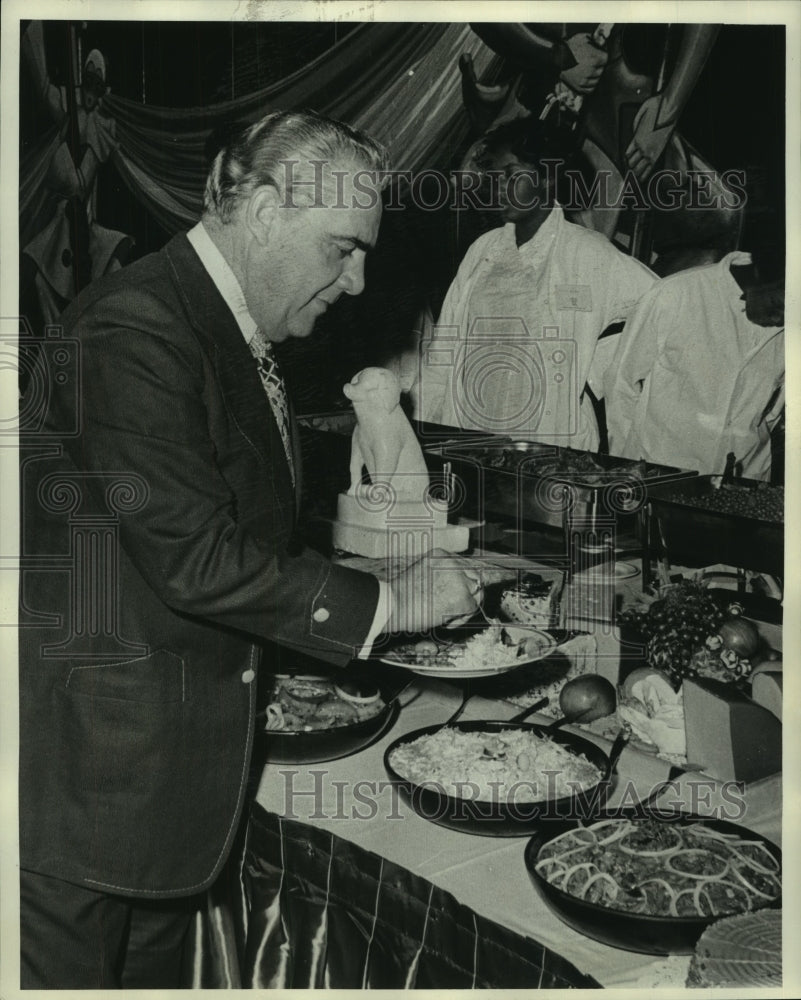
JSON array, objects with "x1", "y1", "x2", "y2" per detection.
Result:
[
  {"x1": 256, "y1": 674, "x2": 404, "y2": 765},
  {"x1": 523, "y1": 808, "x2": 782, "y2": 955},
  {"x1": 383, "y1": 720, "x2": 619, "y2": 837}
]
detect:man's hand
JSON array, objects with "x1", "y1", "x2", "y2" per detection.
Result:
[
  {"x1": 386, "y1": 549, "x2": 481, "y2": 635},
  {"x1": 625, "y1": 95, "x2": 675, "y2": 181},
  {"x1": 560, "y1": 33, "x2": 608, "y2": 94}
]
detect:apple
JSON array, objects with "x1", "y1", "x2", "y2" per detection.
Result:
[{"x1": 559, "y1": 675, "x2": 617, "y2": 721}]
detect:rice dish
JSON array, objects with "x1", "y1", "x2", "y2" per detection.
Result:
[
  {"x1": 388, "y1": 727, "x2": 602, "y2": 803},
  {"x1": 388, "y1": 627, "x2": 550, "y2": 670},
  {"x1": 449, "y1": 628, "x2": 532, "y2": 670}
]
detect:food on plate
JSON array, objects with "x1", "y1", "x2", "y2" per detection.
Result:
[
  {"x1": 388, "y1": 727, "x2": 603, "y2": 803},
  {"x1": 263, "y1": 675, "x2": 385, "y2": 732},
  {"x1": 413, "y1": 639, "x2": 439, "y2": 658},
  {"x1": 618, "y1": 582, "x2": 724, "y2": 688},
  {"x1": 559, "y1": 675, "x2": 617, "y2": 720},
  {"x1": 387, "y1": 626, "x2": 551, "y2": 671},
  {"x1": 535, "y1": 818, "x2": 781, "y2": 918},
  {"x1": 500, "y1": 572, "x2": 563, "y2": 626}
]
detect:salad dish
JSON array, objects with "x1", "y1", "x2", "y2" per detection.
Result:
[{"x1": 524, "y1": 810, "x2": 781, "y2": 954}]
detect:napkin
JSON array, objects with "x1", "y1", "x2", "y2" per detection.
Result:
[{"x1": 617, "y1": 674, "x2": 686, "y2": 757}]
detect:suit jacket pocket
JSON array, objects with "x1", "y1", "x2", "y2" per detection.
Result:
[{"x1": 66, "y1": 649, "x2": 188, "y2": 703}]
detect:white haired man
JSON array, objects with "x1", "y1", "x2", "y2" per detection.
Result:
[{"x1": 19, "y1": 109, "x2": 478, "y2": 988}]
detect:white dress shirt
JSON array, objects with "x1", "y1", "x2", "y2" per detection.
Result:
[
  {"x1": 604, "y1": 252, "x2": 784, "y2": 479},
  {"x1": 414, "y1": 206, "x2": 656, "y2": 450},
  {"x1": 187, "y1": 222, "x2": 389, "y2": 654}
]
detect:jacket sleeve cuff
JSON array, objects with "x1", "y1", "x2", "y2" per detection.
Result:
[{"x1": 355, "y1": 581, "x2": 391, "y2": 659}]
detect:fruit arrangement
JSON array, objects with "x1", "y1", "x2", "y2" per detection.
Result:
[
  {"x1": 620, "y1": 582, "x2": 723, "y2": 688},
  {"x1": 619, "y1": 583, "x2": 768, "y2": 689},
  {"x1": 685, "y1": 613, "x2": 765, "y2": 681}
]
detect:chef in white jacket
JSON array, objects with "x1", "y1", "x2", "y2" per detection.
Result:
[
  {"x1": 413, "y1": 115, "x2": 656, "y2": 450},
  {"x1": 604, "y1": 245, "x2": 784, "y2": 480}
]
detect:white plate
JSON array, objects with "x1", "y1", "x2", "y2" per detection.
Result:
[
  {"x1": 574, "y1": 560, "x2": 639, "y2": 581},
  {"x1": 378, "y1": 627, "x2": 556, "y2": 679}
]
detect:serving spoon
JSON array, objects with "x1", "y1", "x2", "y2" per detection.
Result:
[
  {"x1": 601, "y1": 729, "x2": 630, "y2": 783},
  {"x1": 546, "y1": 702, "x2": 611, "y2": 732},
  {"x1": 439, "y1": 690, "x2": 550, "y2": 734}
]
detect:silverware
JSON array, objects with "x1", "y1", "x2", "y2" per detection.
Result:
[
  {"x1": 545, "y1": 698, "x2": 610, "y2": 732},
  {"x1": 602, "y1": 730, "x2": 630, "y2": 783},
  {"x1": 437, "y1": 692, "x2": 549, "y2": 736},
  {"x1": 508, "y1": 697, "x2": 550, "y2": 723}
]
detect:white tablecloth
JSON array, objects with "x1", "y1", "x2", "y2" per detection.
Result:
[{"x1": 255, "y1": 673, "x2": 781, "y2": 989}]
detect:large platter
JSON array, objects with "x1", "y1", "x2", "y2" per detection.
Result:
[
  {"x1": 255, "y1": 669, "x2": 406, "y2": 765},
  {"x1": 524, "y1": 808, "x2": 782, "y2": 955},
  {"x1": 378, "y1": 626, "x2": 556, "y2": 678},
  {"x1": 383, "y1": 720, "x2": 618, "y2": 836}
]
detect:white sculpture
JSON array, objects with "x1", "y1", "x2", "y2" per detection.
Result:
[
  {"x1": 332, "y1": 367, "x2": 470, "y2": 559},
  {"x1": 343, "y1": 367, "x2": 428, "y2": 501}
]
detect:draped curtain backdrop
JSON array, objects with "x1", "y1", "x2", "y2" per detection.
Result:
[{"x1": 20, "y1": 23, "x2": 496, "y2": 241}]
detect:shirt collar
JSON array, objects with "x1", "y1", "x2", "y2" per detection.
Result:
[
  {"x1": 187, "y1": 221, "x2": 258, "y2": 345},
  {"x1": 502, "y1": 203, "x2": 563, "y2": 254},
  {"x1": 722, "y1": 250, "x2": 752, "y2": 294}
]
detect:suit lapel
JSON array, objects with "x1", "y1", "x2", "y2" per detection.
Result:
[{"x1": 164, "y1": 234, "x2": 297, "y2": 505}]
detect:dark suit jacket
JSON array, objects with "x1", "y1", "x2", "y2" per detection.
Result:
[{"x1": 19, "y1": 233, "x2": 379, "y2": 897}]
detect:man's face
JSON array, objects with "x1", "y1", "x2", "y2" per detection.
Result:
[
  {"x1": 241, "y1": 160, "x2": 383, "y2": 342},
  {"x1": 480, "y1": 147, "x2": 543, "y2": 223}
]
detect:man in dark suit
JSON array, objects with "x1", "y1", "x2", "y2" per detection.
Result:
[{"x1": 18, "y1": 109, "x2": 479, "y2": 988}]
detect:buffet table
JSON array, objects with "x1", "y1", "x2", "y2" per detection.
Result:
[
  {"x1": 249, "y1": 674, "x2": 780, "y2": 990},
  {"x1": 185, "y1": 547, "x2": 782, "y2": 989}
]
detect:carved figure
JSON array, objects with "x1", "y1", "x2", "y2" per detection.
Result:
[{"x1": 343, "y1": 367, "x2": 428, "y2": 501}]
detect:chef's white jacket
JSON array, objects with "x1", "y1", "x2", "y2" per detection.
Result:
[
  {"x1": 604, "y1": 252, "x2": 784, "y2": 480},
  {"x1": 413, "y1": 206, "x2": 656, "y2": 451}
]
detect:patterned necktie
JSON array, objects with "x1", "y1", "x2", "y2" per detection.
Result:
[{"x1": 249, "y1": 331, "x2": 295, "y2": 486}]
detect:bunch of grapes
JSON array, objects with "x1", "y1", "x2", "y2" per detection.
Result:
[{"x1": 619, "y1": 582, "x2": 724, "y2": 689}]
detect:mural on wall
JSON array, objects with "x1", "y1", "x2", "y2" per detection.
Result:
[
  {"x1": 20, "y1": 21, "x2": 133, "y2": 329},
  {"x1": 458, "y1": 23, "x2": 743, "y2": 272},
  {"x1": 17, "y1": 19, "x2": 785, "y2": 414}
]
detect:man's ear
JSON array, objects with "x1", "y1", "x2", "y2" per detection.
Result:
[{"x1": 246, "y1": 185, "x2": 281, "y2": 247}]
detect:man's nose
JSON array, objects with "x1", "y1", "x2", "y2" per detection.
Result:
[{"x1": 339, "y1": 251, "x2": 367, "y2": 296}]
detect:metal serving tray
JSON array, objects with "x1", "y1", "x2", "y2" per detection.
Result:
[
  {"x1": 424, "y1": 437, "x2": 699, "y2": 533},
  {"x1": 644, "y1": 475, "x2": 784, "y2": 578}
]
